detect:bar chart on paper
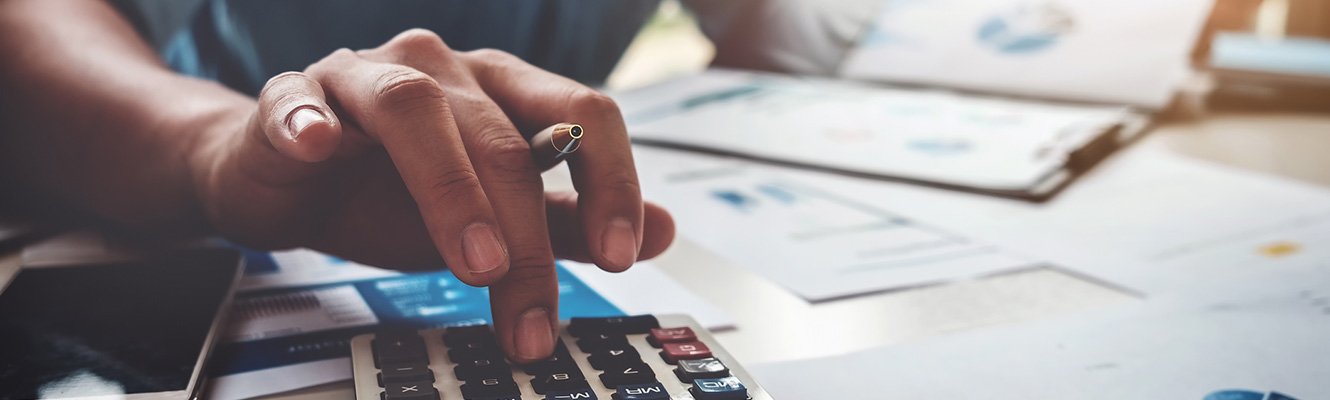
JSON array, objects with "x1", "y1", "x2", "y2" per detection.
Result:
[{"x1": 635, "y1": 148, "x2": 1039, "y2": 301}]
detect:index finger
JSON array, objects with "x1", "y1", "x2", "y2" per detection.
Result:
[{"x1": 462, "y1": 49, "x2": 644, "y2": 273}]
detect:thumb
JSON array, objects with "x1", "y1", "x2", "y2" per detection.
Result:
[
  {"x1": 256, "y1": 71, "x2": 343, "y2": 163},
  {"x1": 236, "y1": 71, "x2": 345, "y2": 184}
]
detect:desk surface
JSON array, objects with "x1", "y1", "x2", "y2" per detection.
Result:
[
  {"x1": 250, "y1": 112, "x2": 1330, "y2": 400},
  {"x1": 6, "y1": 113, "x2": 1329, "y2": 400}
]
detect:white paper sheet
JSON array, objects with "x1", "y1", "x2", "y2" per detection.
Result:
[
  {"x1": 751, "y1": 266, "x2": 1330, "y2": 399},
  {"x1": 616, "y1": 69, "x2": 1129, "y2": 192},
  {"x1": 633, "y1": 147, "x2": 1041, "y2": 301},
  {"x1": 782, "y1": 146, "x2": 1330, "y2": 295},
  {"x1": 840, "y1": 0, "x2": 1214, "y2": 107}
]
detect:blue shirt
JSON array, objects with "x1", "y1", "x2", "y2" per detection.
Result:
[{"x1": 132, "y1": 0, "x2": 660, "y2": 95}]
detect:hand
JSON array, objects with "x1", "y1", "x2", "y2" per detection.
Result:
[{"x1": 189, "y1": 29, "x2": 675, "y2": 362}]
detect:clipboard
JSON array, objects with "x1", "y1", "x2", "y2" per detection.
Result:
[{"x1": 614, "y1": 70, "x2": 1152, "y2": 201}]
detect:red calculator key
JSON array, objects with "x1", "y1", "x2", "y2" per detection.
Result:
[
  {"x1": 660, "y1": 341, "x2": 712, "y2": 363},
  {"x1": 649, "y1": 327, "x2": 696, "y2": 347}
]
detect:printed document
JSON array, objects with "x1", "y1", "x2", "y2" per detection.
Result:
[
  {"x1": 840, "y1": 0, "x2": 1214, "y2": 107},
  {"x1": 784, "y1": 145, "x2": 1330, "y2": 295},
  {"x1": 634, "y1": 147, "x2": 1040, "y2": 301},
  {"x1": 616, "y1": 69, "x2": 1130, "y2": 194}
]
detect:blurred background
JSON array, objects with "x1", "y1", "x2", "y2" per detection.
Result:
[{"x1": 609, "y1": 0, "x2": 1330, "y2": 107}]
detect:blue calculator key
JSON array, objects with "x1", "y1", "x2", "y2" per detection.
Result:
[
  {"x1": 690, "y1": 377, "x2": 747, "y2": 400},
  {"x1": 545, "y1": 388, "x2": 598, "y2": 400},
  {"x1": 615, "y1": 382, "x2": 669, "y2": 400}
]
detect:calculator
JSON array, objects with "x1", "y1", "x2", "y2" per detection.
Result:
[{"x1": 349, "y1": 314, "x2": 772, "y2": 400}]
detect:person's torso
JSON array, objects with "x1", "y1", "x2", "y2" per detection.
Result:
[{"x1": 128, "y1": 0, "x2": 659, "y2": 95}]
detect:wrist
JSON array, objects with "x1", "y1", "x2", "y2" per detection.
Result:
[{"x1": 184, "y1": 105, "x2": 254, "y2": 232}]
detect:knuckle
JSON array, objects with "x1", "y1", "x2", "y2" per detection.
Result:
[
  {"x1": 426, "y1": 168, "x2": 484, "y2": 206},
  {"x1": 502, "y1": 252, "x2": 557, "y2": 283},
  {"x1": 315, "y1": 48, "x2": 358, "y2": 69},
  {"x1": 388, "y1": 28, "x2": 451, "y2": 53},
  {"x1": 467, "y1": 48, "x2": 521, "y2": 65},
  {"x1": 305, "y1": 48, "x2": 353, "y2": 77},
  {"x1": 330, "y1": 47, "x2": 358, "y2": 58},
  {"x1": 463, "y1": 48, "x2": 525, "y2": 80},
  {"x1": 371, "y1": 67, "x2": 446, "y2": 110},
  {"x1": 479, "y1": 133, "x2": 538, "y2": 176},
  {"x1": 565, "y1": 88, "x2": 621, "y2": 116}
]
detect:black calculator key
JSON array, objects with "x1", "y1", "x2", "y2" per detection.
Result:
[
  {"x1": 522, "y1": 357, "x2": 578, "y2": 377},
  {"x1": 576, "y1": 333, "x2": 631, "y2": 353},
  {"x1": 448, "y1": 339, "x2": 503, "y2": 363},
  {"x1": 453, "y1": 357, "x2": 510, "y2": 381},
  {"x1": 544, "y1": 388, "x2": 598, "y2": 400},
  {"x1": 378, "y1": 365, "x2": 433, "y2": 386},
  {"x1": 460, "y1": 377, "x2": 520, "y2": 399},
  {"x1": 373, "y1": 335, "x2": 429, "y2": 368},
  {"x1": 588, "y1": 347, "x2": 641, "y2": 370},
  {"x1": 568, "y1": 315, "x2": 659, "y2": 337},
  {"x1": 614, "y1": 382, "x2": 670, "y2": 400},
  {"x1": 598, "y1": 363, "x2": 655, "y2": 388},
  {"x1": 674, "y1": 358, "x2": 729, "y2": 382},
  {"x1": 522, "y1": 340, "x2": 576, "y2": 375},
  {"x1": 381, "y1": 381, "x2": 438, "y2": 400},
  {"x1": 530, "y1": 371, "x2": 589, "y2": 394},
  {"x1": 524, "y1": 358, "x2": 582, "y2": 378},
  {"x1": 443, "y1": 325, "x2": 494, "y2": 347}
]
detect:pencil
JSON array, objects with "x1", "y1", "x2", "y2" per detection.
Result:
[{"x1": 529, "y1": 123, "x2": 583, "y2": 171}]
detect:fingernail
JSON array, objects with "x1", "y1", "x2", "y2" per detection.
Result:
[
  {"x1": 601, "y1": 217, "x2": 638, "y2": 269},
  {"x1": 287, "y1": 108, "x2": 325, "y2": 139},
  {"x1": 461, "y1": 223, "x2": 506, "y2": 274},
  {"x1": 516, "y1": 307, "x2": 554, "y2": 360}
]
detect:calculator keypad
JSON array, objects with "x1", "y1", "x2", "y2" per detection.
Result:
[{"x1": 351, "y1": 315, "x2": 764, "y2": 400}]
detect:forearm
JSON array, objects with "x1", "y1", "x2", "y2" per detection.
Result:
[{"x1": 0, "y1": 0, "x2": 252, "y2": 232}]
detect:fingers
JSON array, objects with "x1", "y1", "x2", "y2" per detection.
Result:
[
  {"x1": 464, "y1": 49, "x2": 645, "y2": 274},
  {"x1": 363, "y1": 31, "x2": 562, "y2": 363},
  {"x1": 546, "y1": 192, "x2": 675, "y2": 263},
  {"x1": 305, "y1": 48, "x2": 511, "y2": 287},
  {"x1": 450, "y1": 99, "x2": 560, "y2": 363}
]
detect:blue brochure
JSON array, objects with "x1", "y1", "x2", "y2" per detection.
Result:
[{"x1": 209, "y1": 249, "x2": 622, "y2": 377}]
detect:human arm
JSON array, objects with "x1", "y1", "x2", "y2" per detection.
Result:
[{"x1": 0, "y1": 0, "x2": 675, "y2": 362}]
